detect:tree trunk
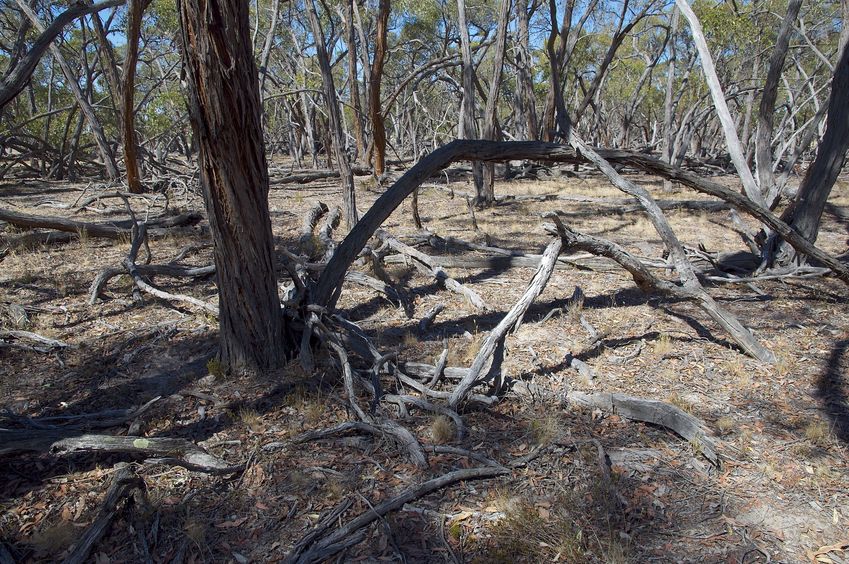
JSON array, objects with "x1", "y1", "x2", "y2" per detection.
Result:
[
  {"x1": 755, "y1": 0, "x2": 803, "y2": 207},
  {"x1": 258, "y1": 0, "x2": 280, "y2": 99},
  {"x1": 122, "y1": 0, "x2": 151, "y2": 194},
  {"x1": 545, "y1": 0, "x2": 573, "y2": 140},
  {"x1": 661, "y1": 6, "x2": 679, "y2": 167},
  {"x1": 342, "y1": 0, "x2": 366, "y2": 162},
  {"x1": 91, "y1": 10, "x2": 123, "y2": 121},
  {"x1": 177, "y1": 0, "x2": 288, "y2": 373},
  {"x1": 480, "y1": 0, "x2": 510, "y2": 205},
  {"x1": 369, "y1": 0, "x2": 390, "y2": 175},
  {"x1": 515, "y1": 0, "x2": 538, "y2": 141},
  {"x1": 306, "y1": 0, "x2": 359, "y2": 228},
  {"x1": 771, "y1": 38, "x2": 849, "y2": 264},
  {"x1": 675, "y1": 0, "x2": 764, "y2": 207},
  {"x1": 456, "y1": 0, "x2": 484, "y2": 198}
]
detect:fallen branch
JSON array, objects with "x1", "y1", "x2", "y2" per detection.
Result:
[
  {"x1": 0, "y1": 431, "x2": 240, "y2": 473},
  {"x1": 2, "y1": 396, "x2": 161, "y2": 431},
  {"x1": 545, "y1": 217, "x2": 774, "y2": 362},
  {"x1": 89, "y1": 263, "x2": 215, "y2": 304},
  {"x1": 61, "y1": 464, "x2": 144, "y2": 564},
  {"x1": 312, "y1": 140, "x2": 849, "y2": 310},
  {"x1": 286, "y1": 466, "x2": 509, "y2": 563},
  {"x1": 449, "y1": 237, "x2": 563, "y2": 408},
  {"x1": 567, "y1": 137, "x2": 774, "y2": 363},
  {"x1": 0, "y1": 329, "x2": 71, "y2": 352},
  {"x1": 377, "y1": 229, "x2": 488, "y2": 310},
  {"x1": 567, "y1": 391, "x2": 720, "y2": 466},
  {"x1": 120, "y1": 222, "x2": 218, "y2": 316},
  {"x1": 0, "y1": 207, "x2": 201, "y2": 240}
]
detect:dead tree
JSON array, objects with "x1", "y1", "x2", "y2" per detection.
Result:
[{"x1": 479, "y1": 0, "x2": 511, "y2": 205}]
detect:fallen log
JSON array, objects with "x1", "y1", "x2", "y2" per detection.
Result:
[
  {"x1": 377, "y1": 230, "x2": 488, "y2": 310},
  {"x1": 312, "y1": 140, "x2": 849, "y2": 309},
  {"x1": 449, "y1": 237, "x2": 562, "y2": 408},
  {"x1": 567, "y1": 391, "x2": 720, "y2": 466},
  {"x1": 0, "y1": 431, "x2": 240, "y2": 473},
  {"x1": 0, "y1": 208, "x2": 202, "y2": 241}
]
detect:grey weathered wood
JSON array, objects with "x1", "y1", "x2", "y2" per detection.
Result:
[
  {"x1": 567, "y1": 137, "x2": 775, "y2": 362},
  {"x1": 0, "y1": 431, "x2": 238, "y2": 472},
  {"x1": 0, "y1": 208, "x2": 201, "y2": 240},
  {"x1": 305, "y1": 0, "x2": 358, "y2": 228},
  {"x1": 312, "y1": 140, "x2": 849, "y2": 310},
  {"x1": 450, "y1": 237, "x2": 563, "y2": 408},
  {"x1": 567, "y1": 391, "x2": 720, "y2": 466},
  {"x1": 547, "y1": 217, "x2": 775, "y2": 362},
  {"x1": 674, "y1": 0, "x2": 764, "y2": 207},
  {"x1": 377, "y1": 230, "x2": 488, "y2": 310}
]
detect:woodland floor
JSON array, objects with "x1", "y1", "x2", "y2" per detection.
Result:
[{"x1": 1, "y1": 161, "x2": 848, "y2": 563}]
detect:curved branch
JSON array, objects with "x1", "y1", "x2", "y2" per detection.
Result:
[{"x1": 312, "y1": 140, "x2": 849, "y2": 308}]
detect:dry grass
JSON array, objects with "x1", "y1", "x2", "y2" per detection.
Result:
[
  {"x1": 716, "y1": 416, "x2": 735, "y2": 435},
  {"x1": 237, "y1": 407, "x2": 264, "y2": 433},
  {"x1": 804, "y1": 420, "x2": 830, "y2": 447},
  {"x1": 653, "y1": 333, "x2": 673, "y2": 356},
  {"x1": 529, "y1": 415, "x2": 562, "y2": 446},
  {"x1": 430, "y1": 415, "x2": 455, "y2": 444},
  {"x1": 471, "y1": 496, "x2": 587, "y2": 563}
]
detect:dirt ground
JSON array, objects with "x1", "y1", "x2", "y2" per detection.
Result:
[{"x1": 1, "y1": 162, "x2": 848, "y2": 563}]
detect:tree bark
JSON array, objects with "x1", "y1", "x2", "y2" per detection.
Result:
[
  {"x1": 306, "y1": 0, "x2": 359, "y2": 228},
  {"x1": 177, "y1": 0, "x2": 288, "y2": 372},
  {"x1": 515, "y1": 0, "x2": 538, "y2": 141}
]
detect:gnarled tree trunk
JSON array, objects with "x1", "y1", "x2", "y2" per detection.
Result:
[{"x1": 177, "y1": 0, "x2": 288, "y2": 373}]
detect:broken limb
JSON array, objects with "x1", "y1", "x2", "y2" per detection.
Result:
[
  {"x1": 545, "y1": 216, "x2": 774, "y2": 363},
  {"x1": 0, "y1": 207, "x2": 201, "y2": 241},
  {"x1": 567, "y1": 391, "x2": 720, "y2": 467},
  {"x1": 313, "y1": 140, "x2": 849, "y2": 312},
  {"x1": 121, "y1": 222, "x2": 218, "y2": 316},
  {"x1": 376, "y1": 229, "x2": 488, "y2": 310},
  {"x1": 449, "y1": 236, "x2": 562, "y2": 409},
  {"x1": 61, "y1": 464, "x2": 145, "y2": 564},
  {"x1": 0, "y1": 431, "x2": 241, "y2": 473}
]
